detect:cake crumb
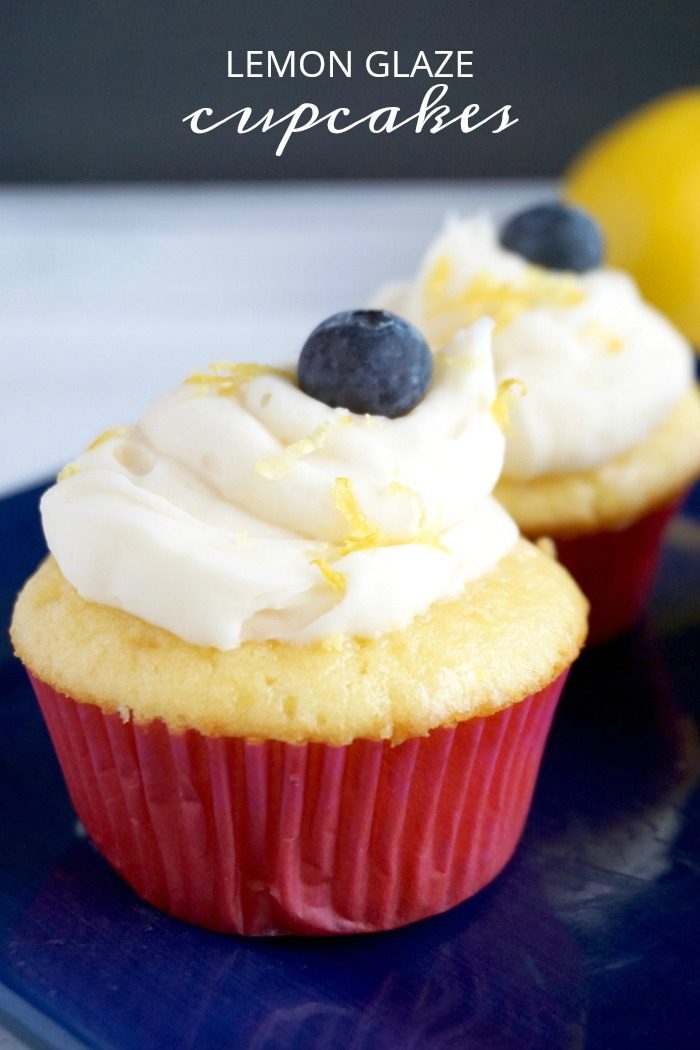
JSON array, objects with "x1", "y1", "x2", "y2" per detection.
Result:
[{"x1": 535, "y1": 536, "x2": 557, "y2": 560}]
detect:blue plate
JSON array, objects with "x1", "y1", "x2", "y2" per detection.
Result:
[{"x1": 1, "y1": 482, "x2": 699, "y2": 1050}]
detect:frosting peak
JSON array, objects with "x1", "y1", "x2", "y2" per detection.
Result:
[
  {"x1": 41, "y1": 320, "x2": 517, "y2": 649},
  {"x1": 375, "y1": 215, "x2": 694, "y2": 479}
]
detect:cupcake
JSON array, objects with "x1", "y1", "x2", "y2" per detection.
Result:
[
  {"x1": 374, "y1": 204, "x2": 700, "y2": 643},
  {"x1": 11, "y1": 314, "x2": 587, "y2": 936}
]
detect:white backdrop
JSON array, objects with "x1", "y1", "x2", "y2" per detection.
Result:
[{"x1": 0, "y1": 181, "x2": 552, "y2": 495}]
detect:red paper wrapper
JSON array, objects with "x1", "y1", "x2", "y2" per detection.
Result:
[
  {"x1": 553, "y1": 495, "x2": 683, "y2": 646},
  {"x1": 27, "y1": 671, "x2": 567, "y2": 936}
]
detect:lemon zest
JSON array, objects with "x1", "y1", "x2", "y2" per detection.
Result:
[
  {"x1": 333, "y1": 477, "x2": 446, "y2": 555},
  {"x1": 387, "y1": 479, "x2": 429, "y2": 531},
  {"x1": 57, "y1": 462, "x2": 80, "y2": 482},
  {"x1": 255, "y1": 419, "x2": 344, "y2": 480},
  {"x1": 423, "y1": 262, "x2": 584, "y2": 334},
  {"x1": 185, "y1": 362, "x2": 292, "y2": 397},
  {"x1": 311, "y1": 558, "x2": 347, "y2": 594},
  {"x1": 424, "y1": 253, "x2": 453, "y2": 304},
  {"x1": 333, "y1": 477, "x2": 385, "y2": 555},
  {"x1": 435, "y1": 346, "x2": 476, "y2": 370},
  {"x1": 492, "y1": 378, "x2": 527, "y2": 432},
  {"x1": 87, "y1": 426, "x2": 128, "y2": 451},
  {"x1": 416, "y1": 529, "x2": 447, "y2": 552},
  {"x1": 580, "y1": 320, "x2": 624, "y2": 353}
]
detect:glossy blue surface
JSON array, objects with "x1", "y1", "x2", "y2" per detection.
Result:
[{"x1": 1, "y1": 483, "x2": 699, "y2": 1049}]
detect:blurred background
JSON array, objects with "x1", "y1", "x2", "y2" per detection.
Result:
[{"x1": 3, "y1": 0, "x2": 699, "y2": 181}]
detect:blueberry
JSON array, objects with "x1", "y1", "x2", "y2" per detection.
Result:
[
  {"x1": 500, "y1": 202, "x2": 604, "y2": 273},
  {"x1": 298, "y1": 310, "x2": 433, "y2": 418}
]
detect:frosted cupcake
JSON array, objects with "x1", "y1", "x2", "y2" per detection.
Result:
[
  {"x1": 11, "y1": 314, "x2": 587, "y2": 935},
  {"x1": 375, "y1": 205, "x2": 700, "y2": 643}
]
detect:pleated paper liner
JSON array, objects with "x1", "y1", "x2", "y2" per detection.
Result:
[
  {"x1": 28, "y1": 671, "x2": 567, "y2": 936},
  {"x1": 553, "y1": 494, "x2": 683, "y2": 645}
]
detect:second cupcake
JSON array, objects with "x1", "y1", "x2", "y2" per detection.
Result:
[{"x1": 375, "y1": 205, "x2": 700, "y2": 642}]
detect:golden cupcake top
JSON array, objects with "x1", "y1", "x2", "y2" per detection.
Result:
[{"x1": 11, "y1": 541, "x2": 587, "y2": 744}]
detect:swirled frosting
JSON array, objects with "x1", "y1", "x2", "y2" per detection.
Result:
[
  {"x1": 374, "y1": 216, "x2": 695, "y2": 480},
  {"x1": 41, "y1": 320, "x2": 518, "y2": 649}
]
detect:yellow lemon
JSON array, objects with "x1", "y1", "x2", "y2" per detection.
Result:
[{"x1": 565, "y1": 88, "x2": 700, "y2": 346}]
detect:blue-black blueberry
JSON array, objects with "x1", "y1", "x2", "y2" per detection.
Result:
[
  {"x1": 500, "y1": 202, "x2": 604, "y2": 273},
  {"x1": 297, "y1": 309, "x2": 433, "y2": 418}
]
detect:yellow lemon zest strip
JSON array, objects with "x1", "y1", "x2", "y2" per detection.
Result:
[
  {"x1": 387, "y1": 479, "x2": 429, "y2": 531},
  {"x1": 311, "y1": 558, "x2": 347, "y2": 594},
  {"x1": 580, "y1": 320, "x2": 624, "y2": 353},
  {"x1": 413, "y1": 529, "x2": 447, "y2": 552},
  {"x1": 185, "y1": 362, "x2": 292, "y2": 397},
  {"x1": 333, "y1": 477, "x2": 385, "y2": 555},
  {"x1": 435, "y1": 346, "x2": 476, "y2": 371},
  {"x1": 255, "y1": 418, "x2": 345, "y2": 481},
  {"x1": 333, "y1": 477, "x2": 447, "y2": 555},
  {"x1": 57, "y1": 462, "x2": 80, "y2": 482},
  {"x1": 87, "y1": 426, "x2": 128, "y2": 451},
  {"x1": 492, "y1": 378, "x2": 527, "y2": 433},
  {"x1": 424, "y1": 253, "x2": 453, "y2": 304},
  {"x1": 424, "y1": 263, "x2": 584, "y2": 333}
]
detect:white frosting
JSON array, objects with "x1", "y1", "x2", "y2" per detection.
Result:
[
  {"x1": 41, "y1": 321, "x2": 518, "y2": 650},
  {"x1": 375, "y1": 216, "x2": 694, "y2": 480}
]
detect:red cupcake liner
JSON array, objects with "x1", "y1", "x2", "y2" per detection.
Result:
[
  {"x1": 552, "y1": 494, "x2": 684, "y2": 646},
  {"x1": 27, "y1": 671, "x2": 567, "y2": 936}
]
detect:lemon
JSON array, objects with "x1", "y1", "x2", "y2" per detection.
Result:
[{"x1": 565, "y1": 88, "x2": 700, "y2": 346}]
